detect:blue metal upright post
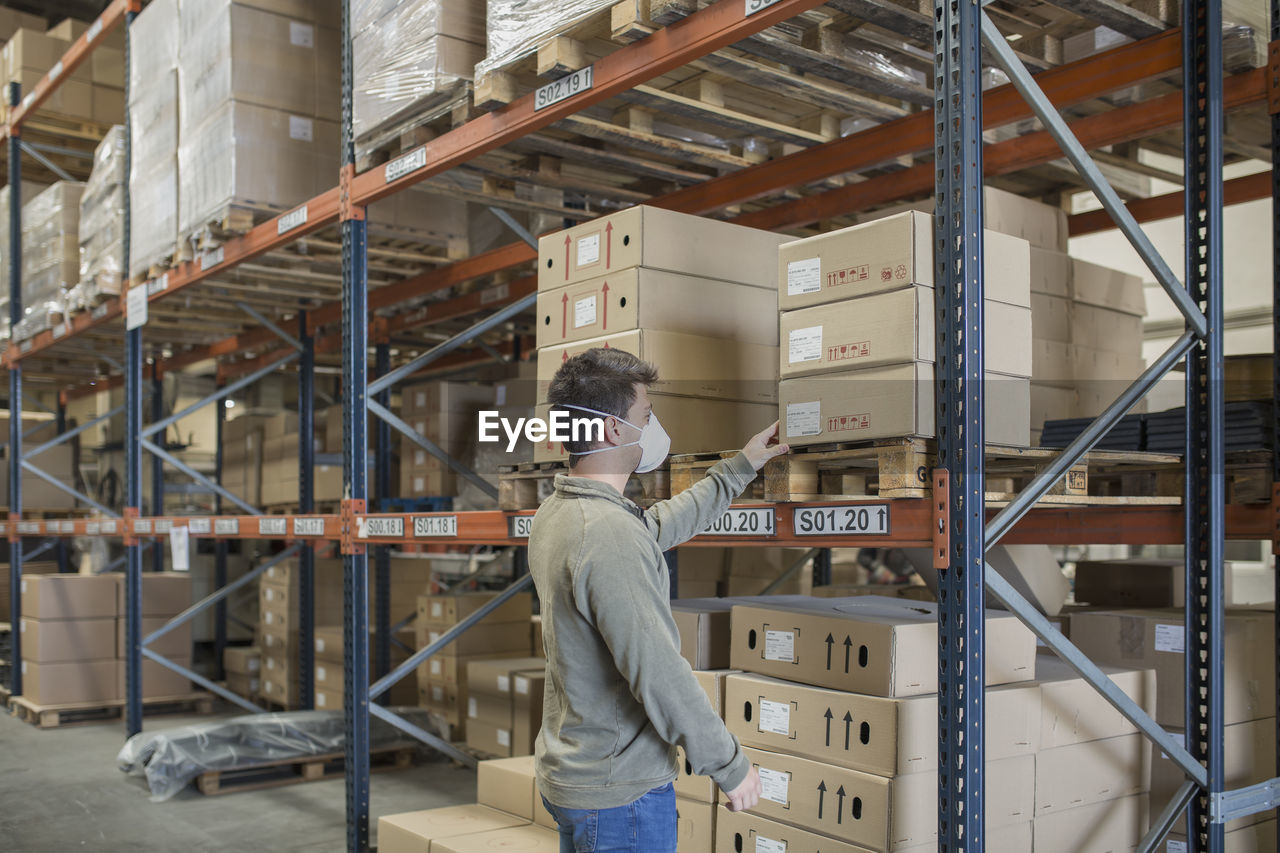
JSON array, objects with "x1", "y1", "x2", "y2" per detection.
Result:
[
  {"x1": 54, "y1": 401, "x2": 69, "y2": 572},
  {"x1": 374, "y1": 342, "x2": 391, "y2": 699},
  {"x1": 934, "y1": 0, "x2": 986, "y2": 843},
  {"x1": 7, "y1": 81, "x2": 23, "y2": 697},
  {"x1": 299, "y1": 312, "x2": 315, "y2": 710},
  {"x1": 214, "y1": 382, "x2": 227, "y2": 679},
  {"x1": 1183, "y1": 0, "x2": 1225, "y2": 849},
  {"x1": 1271, "y1": 0, "x2": 1280, "y2": 835},
  {"x1": 340, "y1": 0, "x2": 371, "y2": 846},
  {"x1": 123, "y1": 8, "x2": 144, "y2": 738},
  {"x1": 150, "y1": 363, "x2": 163, "y2": 571}
]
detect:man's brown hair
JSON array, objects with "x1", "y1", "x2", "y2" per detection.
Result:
[{"x1": 547, "y1": 348, "x2": 658, "y2": 460}]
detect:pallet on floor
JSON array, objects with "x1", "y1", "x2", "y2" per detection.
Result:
[
  {"x1": 497, "y1": 460, "x2": 669, "y2": 510},
  {"x1": 194, "y1": 744, "x2": 415, "y2": 795},
  {"x1": 8, "y1": 692, "x2": 214, "y2": 729}
]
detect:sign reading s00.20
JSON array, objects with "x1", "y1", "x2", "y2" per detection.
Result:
[{"x1": 534, "y1": 66, "x2": 593, "y2": 111}]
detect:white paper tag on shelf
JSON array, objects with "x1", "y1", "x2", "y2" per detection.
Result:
[
  {"x1": 574, "y1": 295, "x2": 597, "y2": 328},
  {"x1": 758, "y1": 768, "x2": 789, "y2": 805},
  {"x1": 1154, "y1": 624, "x2": 1184, "y2": 653},
  {"x1": 258, "y1": 518, "x2": 286, "y2": 536},
  {"x1": 576, "y1": 234, "x2": 600, "y2": 266},
  {"x1": 277, "y1": 205, "x2": 308, "y2": 234},
  {"x1": 787, "y1": 258, "x2": 821, "y2": 296},
  {"x1": 1166, "y1": 842, "x2": 1187, "y2": 853},
  {"x1": 87, "y1": 19, "x2": 103, "y2": 41},
  {"x1": 515, "y1": 676, "x2": 530, "y2": 695},
  {"x1": 764, "y1": 630, "x2": 795, "y2": 663},
  {"x1": 481, "y1": 283, "x2": 508, "y2": 305},
  {"x1": 49, "y1": 61, "x2": 62, "y2": 81},
  {"x1": 289, "y1": 21, "x2": 314, "y2": 47},
  {"x1": 100, "y1": 521, "x2": 117, "y2": 534},
  {"x1": 756, "y1": 837, "x2": 787, "y2": 853},
  {"x1": 786, "y1": 401, "x2": 821, "y2": 437},
  {"x1": 385, "y1": 148, "x2": 426, "y2": 182},
  {"x1": 497, "y1": 675, "x2": 510, "y2": 694},
  {"x1": 788, "y1": 326, "x2": 823, "y2": 363},
  {"x1": 126, "y1": 286, "x2": 147, "y2": 330},
  {"x1": 468, "y1": 698, "x2": 478, "y2": 718},
  {"x1": 169, "y1": 526, "x2": 190, "y2": 571},
  {"x1": 497, "y1": 729, "x2": 511, "y2": 747},
  {"x1": 745, "y1": 0, "x2": 786, "y2": 15},
  {"x1": 758, "y1": 699, "x2": 791, "y2": 736},
  {"x1": 214, "y1": 518, "x2": 239, "y2": 535},
  {"x1": 288, "y1": 116, "x2": 314, "y2": 142}
]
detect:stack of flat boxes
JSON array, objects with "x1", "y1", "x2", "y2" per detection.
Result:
[
  {"x1": 126, "y1": 0, "x2": 179, "y2": 279},
  {"x1": 675, "y1": 549, "x2": 817, "y2": 599},
  {"x1": 1030, "y1": 247, "x2": 1147, "y2": 443},
  {"x1": 718, "y1": 596, "x2": 1039, "y2": 852},
  {"x1": 312, "y1": 625, "x2": 418, "y2": 710},
  {"x1": 223, "y1": 646, "x2": 261, "y2": 699},
  {"x1": 1071, "y1": 608, "x2": 1278, "y2": 847},
  {"x1": 778, "y1": 210, "x2": 1032, "y2": 448},
  {"x1": 532, "y1": 206, "x2": 787, "y2": 464},
  {"x1": 464, "y1": 657, "x2": 546, "y2": 757},
  {"x1": 398, "y1": 383, "x2": 494, "y2": 497},
  {"x1": 20, "y1": 575, "x2": 119, "y2": 706},
  {"x1": 1, "y1": 24, "x2": 124, "y2": 125},
  {"x1": 257, "y1": 558, "x2": 345, "y2": 708},
  {"x1": 416, "y1": 591, "x2": 534, "y2": 736},
  {"x1": 119, "y1": 572, "x2": 194, "y2": 699}
]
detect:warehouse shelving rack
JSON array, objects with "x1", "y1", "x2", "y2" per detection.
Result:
[{"x1": 0, "y1": 0, "x2": 1275, "y2": 849}]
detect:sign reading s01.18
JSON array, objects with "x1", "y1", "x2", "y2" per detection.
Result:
[
  {"x1": 793, "y1": 504, "x2": 890, "y2": 536},
  {"x1": 414, "y1": 515, "x2": 458, "y2": 538},
  {"x1": 534, "y1": 65, "x2": 593, "y2": 111}
]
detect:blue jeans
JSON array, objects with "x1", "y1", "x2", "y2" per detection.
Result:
[{"x1": 541, "y1": 782, "x2": 677, "y2": 853}]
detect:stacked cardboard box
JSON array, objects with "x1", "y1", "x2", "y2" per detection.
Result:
[
  {"x1": 257, "y1": 558, "x2": 346, "y2": 707},
  {"x1": 416, "y1": 591, "x2": 535, "y2": 735},
  {"x1": 20, "y1": 575, "x2": 119, "y2": 706},
  {"x1": 72, "y1": 125, "x2": 126, "y2": 311},
  {"x1": 1, "y1": 25, "x2": 123, "y2": 125},
  {"x1": 674, "y1": 549, "x2": 817, "y2": 599},
  {"x1": 15, "y1": 182, "x2": 84, "y2": 340},
  {"x1": 223, "y1": 645, "x2": 261, "y2": 699},
  {"x1": 258, "y1": 410, "x2": 348, "y2": 506},
  {"x1": 176, "y1": 0, "x2": 342, "y2": 240},
  {"x1": 1029, "y1": 247, "x2": 1147, "y2": 443},
  {"x1": 777, "y1": 211, "x2": 1033, "y2": 448},
  {"x1": 398, "y1": 382, "x2": 494, "y2": 496},
  {"x1": 312, "y1": 625, "x2": 419, "y2": 709},
  {"x1": 0, "y1": 443, "x2": 76, "y2": 509},
  {"x1": 0, "y1": 560, "x2": 58, "y2": 619},
  {"x1": 464, "y1": 657, "x2": 546, "y2": 757},
  {"x1": 721, "y1": 596, "x2": 1039, "y2": 850},
  {"x1": 127, "y1": 0, "x2": 180, "y2": 278},
  {"x1": 477, "y1": 755, "x2": 557, "y2": 831},
  {"x1": 222, "y1": 412, "x2": 273, "y2": 507},
  {"x1": 532, "y1": 206, "x2": 786, "y2": 464},
  {"x1": 116, "y1": 572, "x2": 194, "y2": 699},
  {"x1": 672, "y1": 669, "x2": 736, "y2": 853},
  {"x1": 378, "y1": 801, "x2": 558, "y2": 853}
]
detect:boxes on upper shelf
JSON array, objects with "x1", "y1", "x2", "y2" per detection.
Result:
[
  {"x1": 537, "y1": 206, "x2": 788, "y2": 290},
  {"x1": 1030, "y1": 247, "x2": 1146, "y2": 316}
]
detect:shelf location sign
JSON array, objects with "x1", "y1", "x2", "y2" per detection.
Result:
[
  {"x1": 535, "y1": 65, "x2": 593, "y2": 111},
  {"x1": 793, "y1": 504, "x2": 890, "y2": 536},
  {"x1": 258, "y1": 518, "x2": 287, "y2": 536},
  {"x1": 277, "y1": 205, "x2": 308, "y2": 235},
  {"x1": 745, "y1": 0, "x2": 785, "y2": 14},
  {"x1": 356, "y1": 517, "x2": 405, "y2": 539},
  {"x1": 126, "y1": 285, "x2": 148, "y2": 330},
  {"x1": 214, "y1": 518, "x2": 240, "y2": 536},
  {"x1": 699, "y1": 507, "x2": 775, "y2": 538},
  {"x1": 414, "y1": 515, "x2": 458, "y2": 538},
  {"x1": 187, "y1": 518, "x2": 212, "y2": 535},
  {"x1": 385, "y1": 148, "x2": 427, "y2": 183},
  {"x1": 507, "y1": 515, "x2": 534, "y2": 539},
  {"x1": 293, "y1": 517, "x2": 325, "y2": 537}
]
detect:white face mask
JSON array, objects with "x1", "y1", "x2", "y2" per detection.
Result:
[{"x1": 560, "y1": 404, "x2": 671, "y2": 473}]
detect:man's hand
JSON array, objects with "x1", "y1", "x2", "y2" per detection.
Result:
[
  {"x1": 742, "y1": 421, "x2": 790, "y2": 472},
  {"x1": 725, "y1": 766, "x2": 762, "y2": 813}
]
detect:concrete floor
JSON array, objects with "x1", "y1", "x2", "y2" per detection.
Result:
[{"x1": 0, "y1": 706, "x2": 477, "y2": 852}]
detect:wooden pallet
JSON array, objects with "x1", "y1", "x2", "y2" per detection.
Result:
[
  {"x1": 127, "y1": 241, "x2": 195, "y2": 288},
  {"x1": 261, "y1": 501, "x2": 342, "y2": 516},
  {"x1": 752, "y1": 438, "x2": 1184, "y2": 504},
  {"x1": 1086, "y1": 449, "x2": 1274, "y2": 504},
  {"x1": 354, "y1": 81, "x2": 474, "y2": 174},
  {"x1": 669, "y1": 450, "x2": 766, "y2": 501},
  {"x1": 8, "y1": 692, "x2": 214, "y2": 729},
  {"x1": 497, "y1": 460, "x2": 669, "y2": 510},
  {"x1": 194, "y1": 744, "x2": 415, "y2": 796}
]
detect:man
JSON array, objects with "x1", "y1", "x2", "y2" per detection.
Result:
[{"x1": 529, "y1": 347, "x2": 790, "y2": 852}]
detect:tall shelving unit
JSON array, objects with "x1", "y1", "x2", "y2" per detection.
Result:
[{"x1": 0, "y1": 0, "x2": 1274, "y2": 850}]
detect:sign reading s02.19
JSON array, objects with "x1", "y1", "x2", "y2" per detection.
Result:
[{"x1": 534, "y1": 65, "x2": 593, "y2": 111}]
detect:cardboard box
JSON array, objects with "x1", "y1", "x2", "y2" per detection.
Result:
[
  {"x1": 1073, "y1": 559, "x2": 1191, "y2": 608},
  {"x1": 399, "y1": 382, "x2": 495, "y2": 417},
  {"x1": 1067, "y1": 254, "x2": 1146, "y2": 316},
  {"x1": 983, "y1": 185, "x2": 1068, "y2": 251},
  {"x1": 906, "y1": 544, "x2": 1069, "y2": 618},
  {"x1": 313, "y1": 686, "x2": 342, "y2": 710},
  {"x1": 226, "y1": 671, "x2": 260, "y2": 696},
  {"x1": 512, "y1": 670, "x2": 546, "y2": 754},
  {"x1": 21, "y1": 574, "x2": 118, "y2": 620},
  {"x1": 1031, "y1": 382, "x2": 1078, "y2": 432},
  {"x1": 376, "y1": 805, "x2": 527, "y2": 853},
  {"x1": 725, "y1": 673, "x2": 1038, "y2": 776},
  {"x1": 20, "y1": 617, "x2": 115, "y2": 663},
  {"x1": 671, "y1": 599, "x2": 735, "y2": 670},
  {"x1": 778, "y1": 364, "x2": 1031, "y2": 448},
  {"x1": 419, "y1": 652, "x2": 516, "y2": 686},
  {"x1": 1070, "y1": 303, "x2": 1145, "y2": 353},
  {"x1": 1032, "y1": 794, "x2": 1149, "y2": 853},
  {"x1": 466, "y1": 719, "x2": 515, "y2": 757},
  {"x1": 533, "y1": 395, "x2": 776, "y2": 464},
  {"x1": 777, "y1": 212, "x2": 1031, "y2": 311},
  {"x1": 538, "y1": 206, "x2": 788, "y2": 289},
  {"x1": 1069, "y1": 609, "x2": 1275, "y2": 728},
  {"x1": 1152, "y1": 719, "x2": 1276, "y2": 832},
  {"x1": 47, "y1": 16, "x2": 127, "y2": 48},
  {"x1": 536, "y1": 328, "x2": 779, "y2": 404},
  {"x1": 117, "y1": 656, "x2": 193, "y2": 699},
  {"x1": 223, "y1": 645, "x2": 260, "y2": 675},
  {"x1": 466, "y1": 657, "x2": 547, "y2": 697},
  {"x1": 418, "y1": 591, "x2": 534, "y2": 626},
  {"x1": 536, "y1": 267, "x2": 780, "y2": 348},
  {"x1": 4, "y1": 28, "x2": 91, "y2": 82},
  {"x1": 714, "y1": 807, "x2": 874, "y2": 853},
  {"x1": 736, "y1": 746, "x2": 1034, "y2": 850},
  {"x1": 115, "y1": 571, "x2": 191, "y2": 617},
  {"x1": 780, "y1": 288, "x2": 1032, "y2": 378},
  {"x1": 728, "y1": 596, "x2": 1036, "y2": 696},
  {"x1": 673, "y1": 668, "x2": 740, "y2": 801},
  {"x1": 418, "y1": 622, "x2": 533, "y2": 659},
  {"x1": 431, "y1": 825, "x2": 561, "y2": 853},
  {"x1": 116, "y1": 616, "x2": 193, "y2": 661},
  {"x1": 21, "y1": 659, "x2": 118, "y2": 705},
  {"x1": 676, "y1": 797, "x2": 714, "y2": 853},
  {"x1": 468, "y1": 690, "x2": 513, "y2": 727},
  {"x1": 1167, "y1": 819, "x2": 1277, "y2": 853},
  {"x1": 1035, "y1": 733, "x2": 1150, "y2": 815},
  {"x1": 1036, "y1": 657, "x2": 1156, "y2": 749},
  {"x1": 1032, "y1": 293, "x2": 1072, "y2": 343},
  {"x1": 477, "y1": 755, "x2": 537, "y2": 821}
]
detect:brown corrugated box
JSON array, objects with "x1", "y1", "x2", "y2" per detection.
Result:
[
  {"x1": 670, "y1": 599, "x2": 735, "y2": 670},
  {"x1": 1031, "y1": 293, "x2": 1071, "y2": 342},
  {"x1": 376, "y1": 805, "x2": 526, "y2": 853},
  {"x1": 724, "y1": 673, "x2": 1038, "y2": 776},
  {"x1": 466, "y1": 657, "x2": 546, "y2": 697},
  {"x1": 418, "y1": 591, "x2": 533, "y2": 626},
  {"x1": 673, "y1": 669, "x2": 743, "y2": 803},
  {"x1": 536, "y1": 328, "x2": 779, "y2": 404},
  {"x1": 1034, "y1": 733, "x2": 1150, "y2": 815},
  {"x1": 116, "y1": 616, "x2": 192, "y2": 660},
  {"x1": 1073, "y1": 559, "x2": 1192, "y2": 608},
  {"x1": 466, "y1": 719, "x2": 515, "y2": 757},
  {"x1": 21, "y1": 659, "x2": 118, "y2": 705},
  {"x1": 116, "y1": 657, "x2": 192, "y2": 700},
  {"x1": 477, "y1": 755, "x2": 537, "y2": 821},
  {"x1": 432, "y1": 825, "x2": 560, "y2": 853},
  {"x1": 114, "y1": 571, "x2": 191, "y2": 617},
  {"x1": 418, "y1": 651, "x2": 515, "y2": 686},
  {"x1": 512, "y1": 670, "x2": 545, "y2": 755},
  {"x1": 314, "y1": 686, "x2": 342, "y2": 711},
  {"x1": 538, "y1": 206, "x2": 787, "y2": 290},
  {"x1": 21, "y1": 574, "x2": 118, "y2": 620},
  {"x1": 1035, "y1": 657, "x2": 1155, "y2": 749},
  {"x1": 676, "y1": 797, "x2": 714, "y2": 853},
  {"x1": 226, "y1": 671, "x2": 260, "y2": 696},
  {"x1": 729, "y1": 596, "x2": 1036, "y2": 697},
  {"x1": 20, "y1": 617, "x2": 115, "y2": 662},
  {"x1": 1031, "y1": 794, "x2": 1149, "y2": 853},
  {"x1": 418, "y1": 623, "x2": 532, "y2": 658},
  {"x1": 1151, "y1": 719, "x2": 1275, "y2": 833},
  {"x1": 536, "y1": 267, "x2": 780, "y2": 348},
  {"x1": 716, "y1": 808, "x2": 1034, "y2": 853},
  {"x1": 223, "y1": 645, "x2": 260, "y2": 675}
]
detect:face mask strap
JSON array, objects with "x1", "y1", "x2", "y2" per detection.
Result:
[{"x1": 556, "y1": 403, "x2": 642, "y2": 457}]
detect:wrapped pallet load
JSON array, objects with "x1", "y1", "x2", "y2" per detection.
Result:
[
  {"x1": 475, "y1": 0, "x2": 613, "y2": 82},
  {"x1": 0, "y1": 180, "x2": 47, "y2": 341},
  {"x1": 15, "y1": 182, "x2": 84, "y2": 341},
  {"x1": 73, "y1": 125, "x2": 126, "y2": 312},
  {"x1": 128, "y1": 0, "x2": 180, "y2": 279}
]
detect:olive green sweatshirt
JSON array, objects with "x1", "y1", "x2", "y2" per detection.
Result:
[{"x1": 529, "y1": 452, "x2": 756, "y2": 809}]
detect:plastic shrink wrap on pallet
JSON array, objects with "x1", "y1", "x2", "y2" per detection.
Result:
[
  {"x1": 475, "y1": 0, "x2": 612, "y2": 80},
  {"x1": 128, "y1": 0, "x2": 179, "y2": 279},
  {"x1": 15, "y1": 182, "x2": 83, "y2": 341},
  {"x1": 0, "y1": 180, "x2": 46, "y2": 341},
  {"x1": 74, "y1": 125, "x2": 126, "y2": 311}
]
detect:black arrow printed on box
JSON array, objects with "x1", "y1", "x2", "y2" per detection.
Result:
[
  {"x1": 817, "y1": 781, "x2": 826, "y2": 820},
  {"x1": 844, "y1": 712, "x2": 853, "y2": 750},
  {"x1": 843, "y1": 636, "x2": 852, "y2": 674},
  {"x1": 836, "y1": 785, "x2": 846, "y2": 824},
  {"x1": 824, "y1": 708, "x2": 833, "y2": 747},
  {"x1": 825, "y1": 634, "x2": 834, "y2": 670}
]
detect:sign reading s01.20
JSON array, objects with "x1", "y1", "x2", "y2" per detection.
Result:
[
  {"x1": 793, "y1": 504, "x2": 890, "y2": 536},
  {"x1": 534, "y1": 66, "x2": 593, "y2": 111}
]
